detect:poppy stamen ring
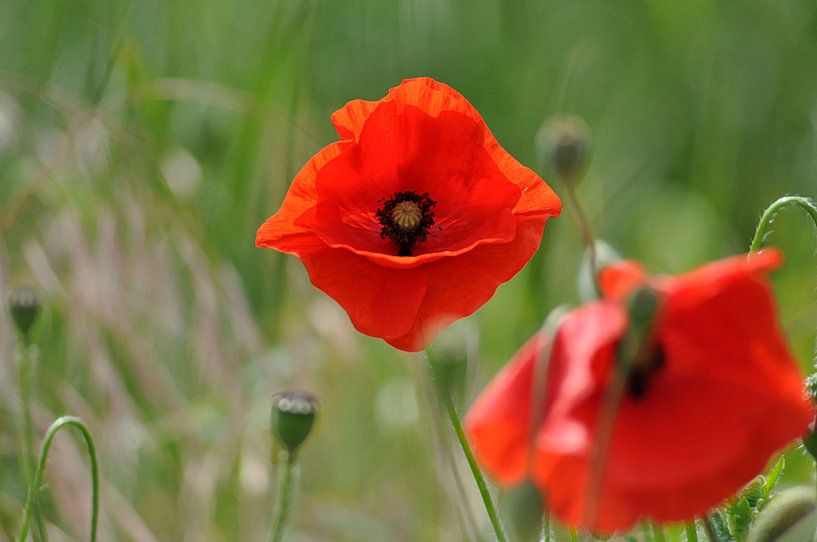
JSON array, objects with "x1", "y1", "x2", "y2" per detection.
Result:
[
  {"x1": 392, "y1": 201, "x2": 424, "y2": 231},
  {"x1": 376, "y1": 191, "x2": 437, "y2": 256}
]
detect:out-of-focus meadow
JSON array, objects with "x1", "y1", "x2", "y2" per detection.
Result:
[{"x1": 1, "y1": 1, "x2": 817, "y2": 540}]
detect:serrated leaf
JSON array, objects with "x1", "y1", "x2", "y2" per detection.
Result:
[
  {"x1": 728, "y1": 497, "x2": 754, "y2": 541},
  {"x1": 762, "y1": 457, "x2": 786, "y2": 502},
  {"x1": 711, "y1": 511, "x2": 737, "y2": 542}
]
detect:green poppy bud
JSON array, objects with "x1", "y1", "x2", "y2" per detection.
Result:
[
  {"x1": 535, "y1": 114, "x2": 591, "y2": 183},
  {"x1": 746, "y1": 486, "x2": 817, "y2": 542},
  {"x1": 802, "y1": 418, "x2": 817, "y2": 460},
  {"x1": 8, "y1": 287, "x2": 40, "y2": 341},
  {"x1": 428, "y1": 322, "x2": 475, "y2": 406},
  {"x1": 271, "y1": 391, "x2": 319, "y2": 455}
]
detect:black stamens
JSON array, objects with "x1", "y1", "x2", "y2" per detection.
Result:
[
  {"x1": 623, "y1": 343, "x2": 666, "y2": 400},
  {"x1": 376, "y1": 191, "x2": 437, "y2": 256},
  {"x1": 628, "y1": 369, "x2": 650, "y2": 398}
]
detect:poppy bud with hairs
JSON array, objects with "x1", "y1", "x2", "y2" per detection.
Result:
[
  {"x1": 271, "y1": 391, "x2": 319, "y2": 455},
  {"x1": 535, "y1": 114, "x2": 591, "y2": 183},
  {"x1": 8, "y1": 287, "x2": 40, "y2": 341}
]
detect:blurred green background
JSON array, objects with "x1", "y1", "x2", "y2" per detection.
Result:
[{"x1": 1, "y1": 1, "x2": 817, "y2": 540}]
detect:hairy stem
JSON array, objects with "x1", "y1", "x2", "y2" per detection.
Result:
[
  {"x1": 750, "y1": 195, "x2": 817, "y2": 252},
  {"x1": 18, "y1": 416, "x2": 99, "y2": 542},
  {"x1": 703, "y1": 516, "x2": 719, "y2": 542},
  {"x1": 652, "y1": 522, "x2": 667, "y2": 542},
  {"x1": 426, "y1": 352, "x2": 508, "y2": 542},
  {"x1": 17, "y1": 344, "x2": 47, "y2": 542},
  {"x1": 685, "y1": 521, "x2": 699, "y2": 542},
  {"x1": 563, "y1": 184, "x2": 599, "y2": 293},
  {"x1": 267, "y1": 451, "x2": 298, "y2": 542}
]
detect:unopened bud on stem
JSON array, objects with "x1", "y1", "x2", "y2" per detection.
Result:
[
  {"x1": 535, "y1": 114, "x2": 591, "y2": 183},
  {"x1": 270, "y1": 391, "x2": 319, "y2": 456},
  {"x1": 8, "y1": 287, "x2": 41, "y2": 342}
]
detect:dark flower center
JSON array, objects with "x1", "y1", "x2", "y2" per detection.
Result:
[
  {"x1": 376, "y1": 191, "x2": 437, "y2": 256},
  {"x1": 625, "y1": 344, "x2": 666, "y2": 399}
]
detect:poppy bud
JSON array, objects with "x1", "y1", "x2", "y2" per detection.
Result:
[
  {"x1": 535, "y1": 114, "x2": 591, "y2": 183},
  {"x1": 803, "y1": 375, "x2": 817, "y2": 459},
  {"x1": 803, "y1": 417, "x2": 817, "y2": 460},
  {"x1": 746, "y1": 486, "x2": 817, "y2": 542},
  {"x1": 428, "y1": 323, "x2": 475, "y2": 405},
  {"x1": 504, "y1": 482, "x2": 545, "y2": 542},
  {"x1": 8, "y1": 287, "x2": 40, "y2": 341},
  {"x1": 270, "y1": 391, "x2": 319, "y2": 456}
]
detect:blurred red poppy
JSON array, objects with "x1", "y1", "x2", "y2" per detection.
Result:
[
  {"x1": 465, "y1": 249, "x2": 812, "y2": 532},
  {"x1": 257, "y1": 78, "x2": 561, "y2": 351}
]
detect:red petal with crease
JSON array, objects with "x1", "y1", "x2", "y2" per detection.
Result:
[
  {"x1": 257, "y1": 78, "x2": 561, "y2": 350},
  {"x1": 466, "y1": 250, "x2": 813, "y2": 533}
]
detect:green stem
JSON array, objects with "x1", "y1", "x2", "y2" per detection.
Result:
[
  {"x1": 540, "y1": 513, "x2": 550, "y2": 542},
  {"x1": 703, "y1": 516, "x2": 719, "y2": 542},
  {"x1": 18, "y1": 416, "x2": 99, "y2": 542},
  {"x1": 652, "y1": 522, "x2": 667, "y2": 542},
  {"x1": 17, "y1": 343, "x2": 47, "y2": 542},
  {"x1": 267, "y1": 451, "x2": 298, "y2": 542},
  {"x1": 754, "y1": 196, "x2": 817, "y2": 542},
  {"x1": 749, "y1": 195, "x2": 817, "y2": 252},
  {"x1": 813, "y1": 469, "x2": 817, "y2": 542},
  {"x1": 426, "y1": 352, "x2": 508, "y2": 542},
  {"x1": 685, "y1": 521, "x2": 699, "y2": 542},
  {"x1": 563, "y1": 183, "x2": 600, "y2": 296}
]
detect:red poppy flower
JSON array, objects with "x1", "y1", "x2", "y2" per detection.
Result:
[
  {"x1": 256, "y1": 78, "x2": 561, "y2": 351},
  {"x1": 465, "y1": 249, "x2": 812, "y2": 532}
]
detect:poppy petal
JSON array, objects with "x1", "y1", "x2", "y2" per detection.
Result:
[
  {"x1": 465, "y1": 333, "x2": 546, "y2": 486},
  {"x1": 300, "y1": 247, "x2": 428, "y2": 339},
  {"x1": 531, "y1": 250, "x2": 811, "y2": 532},
  {"x1": 305, "y1": 101, "x2": 521, "y2": 260},
  {"x1": 256, "y1": 141, "x2": 349, "y2": 255},
  {"x1": 331, "y1": 98, "x2": 379, "y2": 141},
  {"x1": 388, "y1": 78, "x2": 562, "y2": 219},
  {"x1": 385, "y1": 218, "x2": 550, "y2": 351},
  {"x1": 598, "y1": 261, "x2": 648, "y2": 300}
]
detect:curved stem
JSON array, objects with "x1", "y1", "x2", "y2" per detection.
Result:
[
  {"x1": 749, "y1": 195, "x2": 817, "y2": 252},
  {"x1": 426, "y1": 352, "x2": 508, "y2": 542},
  {"x1": 563, "y1": 183, "x2": 599, "y2": 294},
  {"x1": 267, "y1": 451, "x2": 298, "y2": 542},
  {"x1": 754, "y1": 199, "x2": 817, "y2": 542},
  {"x1": 18, "y1": 416, "x2": 99, "y2": 542}
]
